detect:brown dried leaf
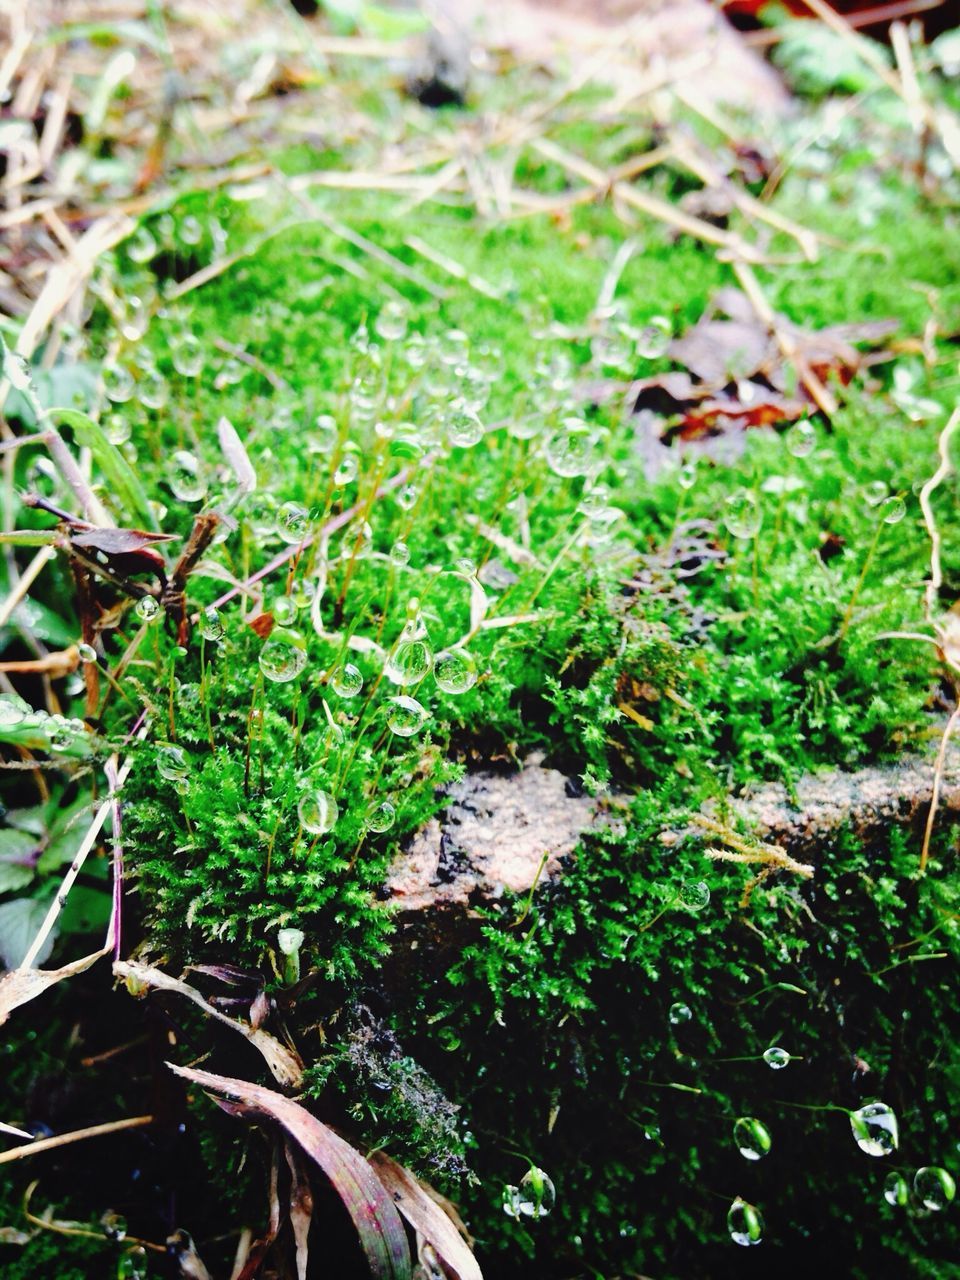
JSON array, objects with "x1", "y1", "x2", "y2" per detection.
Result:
[
  {"x1": 168, "y1": 1063, "x2": 411, "y2": 1280},
  {"x1": 114, "y1": 960, "x2": 303, "y2": 1088},
  {"x1": 0, "y1": 942, "x2": 110, "y2": 1026},
  {"x1": 368, "y1": 1150, "x2": 482, "y2": 1280}
]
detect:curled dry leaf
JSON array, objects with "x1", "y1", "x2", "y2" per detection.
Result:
[
  {"x1": 115, "y1": 960, "x2": 304, "y2": 1088},
  {"x1": 285, "y1": 1139, "x2": 314, "y2": 1280},
  {"x1": 167, "y1": 1062, "x2": 411, "y2": 1280},
  {"x1": 368, "y1": 1150, "x2": 483, "y2": 1280}
]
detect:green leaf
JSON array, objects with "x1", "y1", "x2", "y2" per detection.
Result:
[
  {"x1": 49, "y1": 407, "x2": 158, "y2": 531},
  {"x1": 0, "y1": 897, "x2": 54, "y2": 969},
  {"x1": 358, "y1": 3, "x2": 428, "y2": 39}
]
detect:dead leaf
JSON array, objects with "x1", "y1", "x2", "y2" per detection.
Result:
[
  {"x1": 285, "y1": 1139, "x2": 314, "y2": 1280},
  {"x1": 168, "y1": 1063, "x2": 412, "y2": 1280},
  {"x1": 0, "y1": 942, "x2": 110, "y2": 1026},
  {"x1": 368, "y1": 1150, "x2": 482, "y2": 1280},
  {"x1": 115, "y1": 960, "x2": 303, "y2": 1088},
  {"x1": 249, "y1": 612, "x2": 275, "y2": 639}
]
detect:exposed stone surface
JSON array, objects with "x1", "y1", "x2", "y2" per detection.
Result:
[
  {"x1": 386, "y1": 738, "x2": 960, "y2": 921},
  {"x1": 729, "y1": 739, "x2": 960, "y2": 855},
  {"x1": 386, "y1": 752, "x2": 599, "y2": 914}
]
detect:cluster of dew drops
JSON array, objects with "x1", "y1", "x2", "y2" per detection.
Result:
[{"x1": 133, "y1": 287, "x2": 647, "y2": 855}]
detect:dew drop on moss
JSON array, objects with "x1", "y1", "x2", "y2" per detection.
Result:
[
  {"x1": 199, "y1": 607, "x2": 224, "y2": 641},
  {"x1": 334, "y1": 455, "x2": 359, "y2": 486},
  {"x1": 171, "y1": 334, "x2": 204, "y2": 378},
  {"x1": 544, "y1": 418, "x2": 595, "y2": 478},
  {"x1": 678, "y1": 880, "x2": 710, "y2": 911},
  {"x1": 762, "y1": 1046, "x2": 790, "y2": 1070},
  {"x1": 390, "y1": 540, "x2": 411, "y2": 567},
  {"x1": 880, "y1": 496, "x2": 906, "y2": 525},
  {"x1": 913, "y1": 1166, "x2": 956, "y2": 1210},
  {"x1": 375, "y1": 299, "x2": 408, "y2": 342},
  {"x1": 135, "y1": 596, "x2": 160, "y2": 622},
  {"x1": 787, "y1": 419, "x2": 816, "y2": 457},
  {"x1": 883, "y1": 1172, "x2": 909, "y2": 1206},
  {"x1": 733, "y1": 1117, "x2": 772, "y2": 1161},
  {"x1": 669, "y1": 1002, "x2": 692, "y2": 1026},
  {"x1": 515, "y1": 1167, "x2": 556, "y2": 1220},
  {"x1": 157, "y1": 744, "x2": 191, "y2": 784},
  {"x1": 332, "y1": 663, "x2": 363, "y2": 698},
  {"x1": 447, "y1": 403, "x2": 485, "y2": 448},
  {"x1": 298, "y1": 789, "x2": 339, "y2": 834},
  {"x1": 272, "y1": 596, "x2": 298, "y2": 626},
  {"x1": 77, "y1": 643, "x2": 97, "y2": 663},
  {"x1": 259, "y1": 636, "x2": 307, "y2": 683},
  {"x1": 863, "y1": 480, "x2": 888, "y2": 507},
  {"x1": 434, "y1": 649, "x2": 477, "y2": 694},
  {"x1": 385, "y1": 638, "x2": 432, "y2": 687},
  {"x1": 850, "y1": 1102, "x2": 898, "y2": 1157},
  {"x1": 365, "y1": 799, "x2": 396, "y2": 833},
  {"x1": 387, "y1": 695, "x2": 429, "y2": 737},
  {"x1": 167, "y1": 450, "x2": 206, "y2": 502},
  {"x1": 727, "y1": 1197, "x2": 763, "y2": 1247},
  {"x1": 276, "y1": 502, "x2": 310, "y2": 544},
  {"x1": 723, "y1": 490, "x2": 762, "y2": 539}
]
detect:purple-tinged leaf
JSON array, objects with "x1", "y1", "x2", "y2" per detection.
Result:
[
  {"x1": 167, "y1": 1062, "x2": 411, "y2": 1280},
  {"x1": 369, "y1": 1151, "x2": 482, "y2": 1280}
]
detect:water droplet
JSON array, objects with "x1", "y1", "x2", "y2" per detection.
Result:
[
  {"x1": 723, "y1": 490, "x2": 762, "y2": 539},
  {"x1": 387, "y1": 695, "x2": 429, "y2": 737},
  {"x1": 787, "y1": 420, "x2": 816, "y2": 457},
  {"x1": 311, "y1": 414, "x2": 339, "y2": 454},
  {"x1": 727, "y1": 1197, "x2": 763, "y2": 1247},
  {"x1": 77, "y1": 643, "x2": 97, "y2": 664},
  {"x1": 678, "y1": 880, "x2": 710, "y2": 911},
  {"x1": 276, "y1": 502, "x2": 311, "y2": 544},
  {"x1": 434, "y1": 649, "x2": 477, "y2": 694},
  {"x1": 390, "y1": 541, "x2": 411, "y2": 567},
  {"x1": 167, "y1": 450, "x2": 206, "y2": 502},
  {"x1": 762, "y1": 1046, "x2": 790, "y2": 1070},
  {"x1": 863, "y1": 480, "x2": 888, "y2": 508},
  {"x1": 128, "y1": 226, "x2": 157, "y2": 263},
  {"x1": 259, "y1": 636, "x2": 307, "y2": 683},
  {"x1": 880, "y1": 496, "x2": 906, "y2": 525},
  {"x1": 883, "y1": 1172, "x2": 909, "y2": 1206},
  {"x1": 544, "y1": 418, "x2": 596, "y2": 478},
  {"x1": 669, "y1": 1002, "x2": 692, "y2": 1025},
  {"x1": 636, "y1": 316, "x2": 672, "y2": 359},
  {"x1": 584, "y1": 505, "x2": 626, "y2": 547},
  {"x1": 199, "y1": 607, "x2": 224, "y2": 641},
  {"x1": 332, "y1": 663, "x2": 363, "y2": 697},
  {"x1": 46, "y1": 714, "x2": 79, "y2": 752},
  {"x1": 677, "y1": 460, "x2": 698, "y2": 490},
  {"x1": 117, "y1": 1246, "x2": 148, "y2": 1279},
  {"x1": 157, "y1": 744, "x2": 191, "y2": 784},
  {"x1": 447, "y1": 404, "x2": 485, "y2": 448},
  {"x1": 913, "y1": 1166, "x2": 956, "y2": 1211},
  {"x1": 135, "y1": 596, "x2": 160, "y2": 622},
  {"x1": 386, "y1": 638, "x2": 432, "y2": 687},
  {"x1": 171, "y1": 334, "x2": 204, "y2": 378},
  {"x1": 103, "y1": 363, "x2": 135, "y2": 403},
  {"x1": 179, "y1": 214, "x2": 203, "y2": 246},
  {"x1": 365, "y1": 799, "x2": 396, "y2": 832},
  {"x1": 850, "y1": 1102, "x2": 898, "y2": 1157},
  {"x1": 101, "y1": 1210, "x2": 128, "y2": 1242},
  {"x1": 292, "y1": 578, "x2": 316, "y2": 609},
  {"x1": 0, "y1": 698, "x2": 27, "y2": 727},
  {"x1": 375, "y1": 299, "x2": 408, "y2": 342},
  {"x1": 513, "y1": 1167, "x2": 556, "y2": 1220},
  {"x1": 334, "y1": 455, "x2": 359, "y2": 486},
  {"x1": 272, "y1": 596, "x2": 298, "y2": 626},
  {"x1": 734, "y1": 1117, "x2": 772, "y2": 1161},
  {"x1": 396, "y1": 484, "x2": 418, "y2": 511},
  {"x1": 138, "y1": 366, "x2": 168, "y2": 411},
  {"x1": 298, "y1": 789, "x2": 338, "y2": 834}
]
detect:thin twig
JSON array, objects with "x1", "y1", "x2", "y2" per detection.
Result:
[{"x1": 0, "y1": 1115, "x2": 153, "y2": 1165}]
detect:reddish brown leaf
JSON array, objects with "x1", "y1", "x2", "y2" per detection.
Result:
[
  {"x1": 248, "y1": 612, "x2": 275, "y2": 639},
  {"x1": 167, "y1": 1063, "x2": 411, "y2": 1280},
  {"x1": 368, "y1": 1151, "x2": 482, "y2": 1280}
]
